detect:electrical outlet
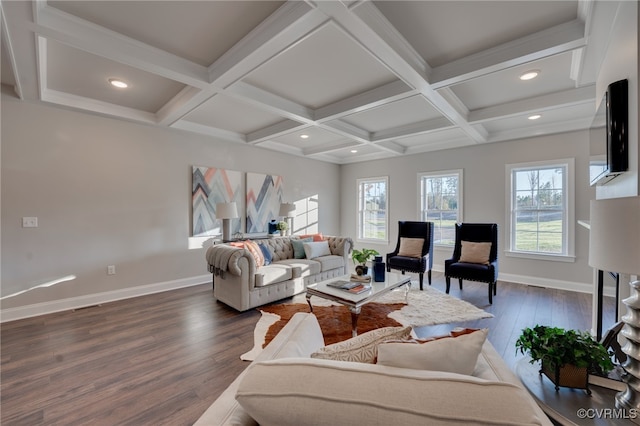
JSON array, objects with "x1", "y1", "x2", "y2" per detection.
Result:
[
  {"x1": 22, "y1": 217, "x2": 38, "y2": 228},
  {"x1": 107, "y1": 265, "x2": 116, "y2": 275}
]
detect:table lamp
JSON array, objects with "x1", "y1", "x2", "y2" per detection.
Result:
[
  {"x1": 216, "y1": 202, "x2": 238, "y2": 242},
  {"x1": 589, "y1": 196, "x2": 640, "y2": 421},
  {"x1": 279, "y1": 202, "x2": 296, "y2": 236}
]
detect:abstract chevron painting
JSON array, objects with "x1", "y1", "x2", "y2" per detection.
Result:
[
  {"x1": 192, "y1": 167, "x2": 242, "y2": 237},
  {"x1": 246, "y1": 172, "x2": 283, "y2": 233}
]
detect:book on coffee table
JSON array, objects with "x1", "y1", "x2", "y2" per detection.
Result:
[
  {"x1": 326, "y1": 280, "x2": 361, "y2": 290},
  {"x1": 345, "y1": 284, "x2": 371, "y2": 294}
]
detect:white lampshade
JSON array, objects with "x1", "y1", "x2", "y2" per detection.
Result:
[
  {"x1": 216, "y1": 202, "x2": 238, "y2": 219},
  {"x1": 279, "y1": 202, "x2": 296, "y2": 217},
  {"x1": 589, "y1": 197, "x2": 640, "y2": 275}
]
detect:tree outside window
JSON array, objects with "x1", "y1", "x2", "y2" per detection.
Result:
[
  {"x1": 357, "y1": 177, "x2": 388, "y2": 242},
  {"x1": 419, "y1": 170, "x2": 462, "y2": 246}
]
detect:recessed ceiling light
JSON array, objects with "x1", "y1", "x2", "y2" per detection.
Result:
[
  {"x1": 520, "y1": 70, "x2": 540, "y2": 81},
  {"x1": 528, "y1": 114, "x2": 542, "y2": 120},
  {"x1": 300, "y1": 134, "x2": 309, "y2": 139},
  {"x1": 350, "y1": 149, "x2": 358, "y2": 153},
  {"x1": 109, "y1": 78, "x2": 128, "y2": 88}
]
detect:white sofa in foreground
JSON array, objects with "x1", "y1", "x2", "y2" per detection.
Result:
[
  {"x1": 194, "y1": 313, "x2": 552, "y2": 426},
  {"x1": 206, "y1": 236, "x2": 352, "y2": 311}
]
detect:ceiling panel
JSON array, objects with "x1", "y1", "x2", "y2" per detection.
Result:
[
  {"x1": 49, "y1": 1, "x2": 284, "y2": 66},
  {"x1": 374, "y1": 1, "x2": 578, "y2": 67},
  {"x1": 449, "y1": 52, "x2": 577, "y2": 110},
  {"x1": 341, "y1": 95, "x2": 445, "y2": 132},
  {"x1": 393, "y1": 128, "x2": 470, "y2": 148},
  {"x1": 483, "y1": 102, "x2": 595, "y2": 133},
  {"x1": 243, "y1": 24, "x2": 398, "y2": 109},
  {"x1": 269, "y1": 126, "x2": 347, "y2": 149},
  {"x1": 181, "y1": 93, "x2": 285, "y2": 134},
  {"x1": 46, "y1": 39, "x2": 185, "y2": 112}
]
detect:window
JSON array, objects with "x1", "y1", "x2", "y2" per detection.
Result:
[
  {"x1": 419, "y1": 170, "x2": 462, "y2": 246},
  {"x1": 357, "y1": 177, "x2": 388, "y2": 242},
  {"x1": 506, "y1": 159, "x2": 574, "y2": 261}
]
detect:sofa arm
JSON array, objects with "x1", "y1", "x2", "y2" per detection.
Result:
[
  {"x1": 325, "y1": 236, "x2": 353, "y2": 258},
  {"x1": 206, "y1": 244, "x2": 256, "y2": 278}
]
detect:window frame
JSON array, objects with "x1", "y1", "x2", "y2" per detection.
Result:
[
  {"x1": 356, "y1": 176, "x2": 389, "y2": 244},
  {"x1": 417, "y1": 169, "x2": 463, "y2": 247},
  {"x1": 505, "y1": 158, "x2": 575, "y2": 262}
]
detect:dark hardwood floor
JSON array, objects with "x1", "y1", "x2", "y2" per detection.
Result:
[{"x1": 1, "y1": 273, "x2": 615, "y2": 425}]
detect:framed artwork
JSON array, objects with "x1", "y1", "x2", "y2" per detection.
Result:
[
  {"x1": 192, "y1": 166, "x2": 242, "y2": 237},
  {"x1": 246, "y1": 172, "x2": 283, "y2": 233}
]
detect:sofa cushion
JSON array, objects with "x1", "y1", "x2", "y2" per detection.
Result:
[
  {"x1": 244, "y1": 240, "x2": 265, "y2": 267},
  {"x1": 376, "y1": 328, "x2": 488, "y2": 375},
  {"x1": 310, "y1": 326, "x2": 412, "y2": 363},
  {"x1": 298, "y1": 233, "x2": 324, "y2": 242},
  {"x1": 275, "y1": 259, "x2": 321, "y2": 278},
  {"x1": 255, "y1": 264, "x2": 293, "y2": 287},
  {"x1": 314, "y1": 255, "x2": 344, "y2": 272},
  {"x1": 258, "y1": 243, "x2": 273, "y2": 265},
  {"x1": 236, "y1": 357, "x2": 548, "y2": 426},
  {"x1": 303, "y1": 241, "x2": 331, "y2": 259},
  {"x1": 291, "y1": 237, "x2": 313, "y2": 259}
]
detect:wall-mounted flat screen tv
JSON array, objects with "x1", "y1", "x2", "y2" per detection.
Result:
[{"x1": 589, "y1": 79, "x2": 628, "y2": 186}]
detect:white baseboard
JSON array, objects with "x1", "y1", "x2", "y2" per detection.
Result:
[
  {"x1": 431, "y1": 267, "x2": 612, "y2": 297},
  {"x1": 0, "y1": 275, "x2": 211, "y2": 323}
]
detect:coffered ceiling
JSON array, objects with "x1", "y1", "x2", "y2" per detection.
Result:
[{"x1": 0, "y1": 1, "x2": 618, "y2": 164}]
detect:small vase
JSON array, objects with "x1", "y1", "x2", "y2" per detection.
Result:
[
  {"x1": 373, "y1": 256, "x2": 385, "y2": 282},
  {"x1": 279, "y1": 230, "x2": 285, "y2": 236}
]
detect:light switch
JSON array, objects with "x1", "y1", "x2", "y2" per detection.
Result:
[{"x1": 22, "y1": 217, "x2": 38, "y2": 228}]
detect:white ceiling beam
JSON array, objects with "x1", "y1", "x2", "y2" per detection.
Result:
[
  {"x1": 429, "y1": 19, "x2": 586, "y2": 89},
  {"x1": 371, "y1": 117, "x2": 453, "y2": 142},
  {"x1": 246, "y1": 120, "x2": 310, "y2": 144},
  {"x1": 314, "y1": 80, "x2": 415, "y2": 122},
  {"x1": 320, "y1": 119, "x2": 371, "y2": 143},
  {"x1": 326, "y1": 1, "x2": 488, "y2": 143},
  {"x1": 468, "y1": 85, "x2": 595, "y2": 123},
  {"x1": 33, "y1": 3, "x2": 211, "y2": 89},
  {"x1": 226, "y1": 81, "x2": 314, "y2": 123},
  {"x1": 570, "y1": 0, "x2": 595, "y2": 84},
  {"x1": 41, "y1": 88, "x2": 157, "y2": 124},
  {"x1": 488, "y1": 116, "x2": 593, "y2": 144}
]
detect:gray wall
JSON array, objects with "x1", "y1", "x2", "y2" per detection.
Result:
[
  {"x1": 341, "y1": 131, "x2": 596, "y2": 292},
  {"x1": 1, "y1": 92, "x2": 340, "y2": 315}
]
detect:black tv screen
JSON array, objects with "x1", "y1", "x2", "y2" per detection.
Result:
[{"x1": 589, "y1": 79, "x2": 628, "y2": 186}]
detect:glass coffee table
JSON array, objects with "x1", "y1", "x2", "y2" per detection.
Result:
[{"x1": 306, "y1": 272, "x2": 411, "y2": 337}]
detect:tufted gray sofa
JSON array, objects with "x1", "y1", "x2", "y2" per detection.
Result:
[{"x1": 206, "y1": 236, "x2": 353, "y2": 311}]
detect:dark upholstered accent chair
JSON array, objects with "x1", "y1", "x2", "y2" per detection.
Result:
[
  {"x1": 386, "y1": 221, "x2": 434, "y2": 290},
  {"x1": 444, "y1": 223, "x2": 498, "y2": 304}
]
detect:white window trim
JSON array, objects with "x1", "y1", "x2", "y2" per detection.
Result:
[
  {"x1": 356, "y1": 176, "x2": 389, "y2": 244},
  {"x1": 505, "y1": 158, "x2": 575, "y2": 263},
  {"x1": 417, "y1": 169, "x2": 463, "y2": 247}
]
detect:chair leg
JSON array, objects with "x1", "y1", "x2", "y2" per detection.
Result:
[
  {"x1": 445, "y1": 276, "x2": 451, "y2": 294},
  {"x1": 493, "y1": 281, "x2": 497, "y2": 296},
  {"x1": 488, "y1": 283, "x2": 493, "y2": 304},
  {"x1": 401, "y1": 270, "x2": 405, "y2": 275},
  {"x1": 428, "y1": 269, "x2": 432, "y2": 285},
  {"x1": 419, "y1": 273, "x2": 424, "y2": 291},
  {"x1": 459, "y1": 278, "x2": 463, "y2": 290}
]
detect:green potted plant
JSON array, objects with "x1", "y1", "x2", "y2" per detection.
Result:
[
  {"x1": 515, "y1": 325, "x2": 614, "y2": 394},
  {"x1": 276, "y1": 221, "x2": 288, "y2": 236},
  {"x1": 351, "y1": 248, "x2": 380, "y2": 275}
]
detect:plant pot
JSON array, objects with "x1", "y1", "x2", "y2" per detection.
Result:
[
  {"x1": 541, "y1": 361, "x2": 590, "y2": 394},
  {"x1": 355, "y1": 265, "x2": 368, "y2": 276}
]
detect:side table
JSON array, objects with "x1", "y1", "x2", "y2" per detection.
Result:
[{"x1": 515, "y1": 357, "x2": 633, "y2": 425}]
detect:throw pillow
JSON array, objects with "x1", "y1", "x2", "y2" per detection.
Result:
[
  {"x1": 310, "y1": 326, "x2": 412, "y2": 364},
  {"x1": 459, "y1": 241, "x2": 492, "y2": 265},
  {"x1": 244, "y1": 240, "x2": 264, "y2": 267},
  {"x1": 291, "y1": 237, "x2": 313, "y2": 259},
  {"x1": 258, "y1": 243, "x2": 272, "y2": 265},
  {"x1": 303, "y1": 241, "x2": 331, "y2": 259},
  {"x1": 376, "y1": 328, "x2": 488, "y2": 375},
  {"x1": 397, "y1": 237, "x2": 424, "y2": 258}
]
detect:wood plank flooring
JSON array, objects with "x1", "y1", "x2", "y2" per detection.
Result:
[{"x1": 1, "y1": 273, "x2": 616, "y2": 425}]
